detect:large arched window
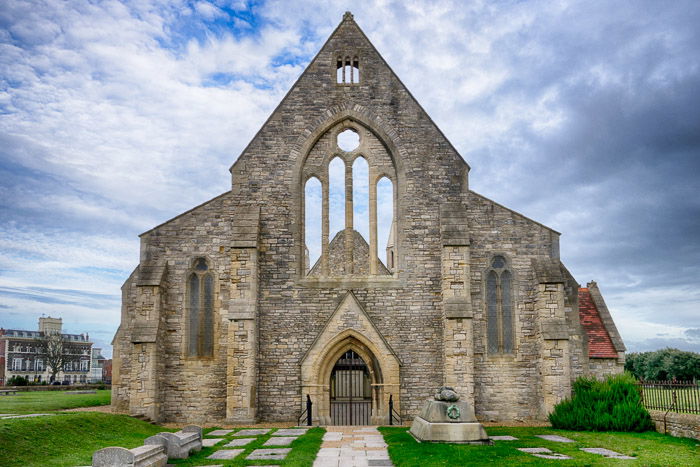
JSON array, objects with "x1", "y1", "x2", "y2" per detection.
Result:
[
  {"x1": 486, "y1": 255, "x2": 513, "y2": 354},
  {"x1": 302, "y1": 121, "x2": 397, "y2": 278},
  {"x1": 188, "y1": 257, "x2": 214, "y2": 357}
]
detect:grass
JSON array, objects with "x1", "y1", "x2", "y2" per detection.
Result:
[
  {"x1": 0, "y1": 389, "x2": 111, "y2": 414},
  {"x1": 0, "y1": 412, "x2": 171, "y2": 467},
  {"x1": 380, "y1": 426, "x2": 700, "y2": 466},
  {"x1": 169, "y1": 426, "x2": 325, "y2": 466}
]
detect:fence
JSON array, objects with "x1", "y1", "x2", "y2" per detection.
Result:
[{"x1": 637, "y1": 380, "x2": 700, "y2": 415}]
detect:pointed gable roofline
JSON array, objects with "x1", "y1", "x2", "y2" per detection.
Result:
[{"x1": 229, "y1": 11, "x2": 470, "y2": 174}]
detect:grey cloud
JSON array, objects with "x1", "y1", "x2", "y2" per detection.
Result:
[
  {"x1": 626, "y1": 336, "x2": 700, "y2": 353},
  {"x1": 0, "y1": 286, "x2": 118, "y2": 309}
]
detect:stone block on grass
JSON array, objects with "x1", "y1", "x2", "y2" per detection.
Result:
[
  {"x1": 263, "y1": 436, "x2": 297, "y2": 446},
  {"x1": 581, "y1": 447, "x2": 635, "y2": 459},
  {"x1": 536, "y1": 434, "x2": 574, "y2": 443},
  {"x1": 207, "y1": 449, "x2": 244, "y2": 460},
  {"x1": 246, "y1": 448, "x2": 291, "y2": 460},
  {"x1": 201, "y1": 438, "x2": 223, "y2": 447},
  {"x1": 234, "y1": 428, "x2": 270, "y2": 436},
  {"x1": 274, "y1": 428, "x2": 309, "y2": 436},
  {"x1": 225, "y1": 437, "x2": 256, "y2": 447}
]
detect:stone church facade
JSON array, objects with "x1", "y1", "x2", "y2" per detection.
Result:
[{"x1": 112, "y1": 13, "x2": 625, "y2": 424}]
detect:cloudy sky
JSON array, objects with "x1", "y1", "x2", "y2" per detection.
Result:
[{"x1": 1, "y1": 0, "x2": 698, "y2": 357}]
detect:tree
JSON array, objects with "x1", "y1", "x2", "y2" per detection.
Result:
[
  {"x1": 625, "y1": 348, "x2": 700, "y2": 381},
  {"x1": 35, "y1": 332, "x2": 82, "y2": 383}
]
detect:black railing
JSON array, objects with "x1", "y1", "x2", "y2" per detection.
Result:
[
  {"x1": 298, "y1": 394, "x2": 313, "y2": 426},
  {"x1": 637, "y1": 380, "x2": 700, "y2": 415},
  {"x1": 389, "y1": 394, "x2": 402, "y2": 425}
]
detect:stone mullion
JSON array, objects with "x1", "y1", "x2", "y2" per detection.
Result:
[
  {"x1": 344, "y1": 160, "x2": 353, "y2": 274},
  {"x1": 321, "y1": 174, "x2": 330, "y2": 276},
  {"x1": 369, "y1": 168, "x2": 378, "y2": 275}
]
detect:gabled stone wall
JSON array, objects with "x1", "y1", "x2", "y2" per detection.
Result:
[{"x1": 112, "y1": 13, "x2": 624, "y2": 424}]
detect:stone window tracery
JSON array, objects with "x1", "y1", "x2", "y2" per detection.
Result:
[
  {"x1": 302, "y1": 122, "x2": 397, "y2": 278},
  {"x1": 187, "y1": 257, "x2": 214, "y2": 357},
  {"x1": 486, "y1": 255, "x2": 514, "y2": 354}
]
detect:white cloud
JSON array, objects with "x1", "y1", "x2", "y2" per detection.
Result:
[{"x1": 1, "y1": 0, "x2": 699, "y2": 359}]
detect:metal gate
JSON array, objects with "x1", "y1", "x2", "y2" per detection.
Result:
[{"x1": 330, "y1": 350, "x2": 371, "y2": 425}]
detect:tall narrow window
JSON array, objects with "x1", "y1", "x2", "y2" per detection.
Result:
[
  {"x1": 328, "y1": 157, "x2": 346, "y2": 240},
  {"x1": 486, "y1": 255, "x2": 514, "y2": 354},
  {"x1": 188, "y1": 257, "x2": 214, "y2": 357},
  {"x1": 304, "y1": 176, "x2": 322, "y2": 272},
  {"x1": 377, "y1": 177, "x2": 394, "y2": 269},
  {"x1": 344, "y1": 57, "x2": 352, "y2": 83},
  {"x1": 352, "y1": 156, "x2": 369, "y2": 242}
]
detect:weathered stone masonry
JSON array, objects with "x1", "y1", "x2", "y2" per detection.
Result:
[{"x1": 112, "y1": 12, "x2": 625, "y2": 424}]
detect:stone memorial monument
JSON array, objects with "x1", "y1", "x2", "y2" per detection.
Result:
[{"x1": 409, "y1": 387, "x2": 491, "y2": 444}]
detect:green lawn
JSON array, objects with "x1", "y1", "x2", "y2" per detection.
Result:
[
  {"x1": 0, "y1": 412, "x2": 171, "y2": 467},
  {"x1": 170, "y1": 426, "x2": 325, "y2": 466},
  {"x1": 0, "y1": 389, "x2": 111, "y2": 414},
  {"x1": 380, "y1": 426, "x2": 700, "y2": 466}
]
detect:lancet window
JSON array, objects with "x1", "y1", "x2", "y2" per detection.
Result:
[
  {"x1": 486, "y1": 255, "x2": 514, "y2": 354},
  {"x1": 302, "y1": 122, "x2": 396, "y2": 278},
  {"x1": 187, "y1": 257, "x2": 214, "y2": 357},
  {"x1": 336, "y1": 56, "x2": 360, "y2": 84}
]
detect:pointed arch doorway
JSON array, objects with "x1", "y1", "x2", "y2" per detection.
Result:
[
  {"x1": 330, "y1": 349, "x2": 372, "y2": 425},
  {"x1": 299, "y1": 292, "x2": 402, "y2": 426}
]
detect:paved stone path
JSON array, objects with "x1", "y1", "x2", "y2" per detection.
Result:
[{"x1": 313, "y1": 426, "x2": 393, "y2": 467}]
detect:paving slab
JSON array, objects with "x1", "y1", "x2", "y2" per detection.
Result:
[
  {"x1": 581, "y1": 447, "x2": 636, "y2": 459},
  {"x1": 246, "y1": 448, "x2": 291, "y2": 460},
  {"x1": 234, "y1": 428, "x2": 270, "y2": 436},
  {"x1": 201, "y1": 438, "x2": 223, "y2": 447},
  {"x1": 313, "y1": 426, "x2": 392, "y2": 467},
  {"x1": 207, "y1": 449, "x2": 244, "y2": 460},
  {"x1": 518, "y1": 447, "x2": 571, "y2": 460},
  {"x1": 491, "y1": 435, "x2": 518, "y2": 441},
  {"x1": 225, "y1": 437, "x2": 256, "y2": 447},
  {"x1": 263, "y1": 436, "x2": 298, "y2": 446},
  {"x1": 274, "y1": 428, "x2": 309, "y2": 436},
  {"x1": 536, "y1": 434, "x2": 575, "y2": 443},
  {"x1": 313, "y1": 460, "x2": 340, "y2": 467},
  {"x1": 207, "y1": 429, "x2": 233, "y2": 436}
]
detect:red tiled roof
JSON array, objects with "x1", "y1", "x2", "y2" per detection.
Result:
[{"x1": 578, "y1": 288, "x2": 618, "y2": 359}]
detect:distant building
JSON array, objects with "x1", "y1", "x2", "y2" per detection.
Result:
[
  {"x1": 89, "y1": 347, "x2": 106, "y2": 383},
  {"x1": 102, "y1": 359, "x2": 112, "y2": 385},
  {"x1": 0, "y1": 317, "x2": 92, "y2": 385}
]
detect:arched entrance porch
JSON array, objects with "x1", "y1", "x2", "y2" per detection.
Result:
[
  {"x1": 299, "y1": 292, "x2": 402, "y2": 425},
  {"x1": 301, "y1": 329, "x2": 400, "y2": 425}
]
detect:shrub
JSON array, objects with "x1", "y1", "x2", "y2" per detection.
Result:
[
  {"x1": 7, "y1": 375, "x2": 29, "y2": 386},
  {"x1": 549, "y1": 372, "x2": 654, "y2": 432}
]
